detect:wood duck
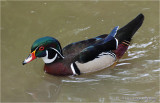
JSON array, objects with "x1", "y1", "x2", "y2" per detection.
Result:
[{"x1": 23, "y1": 14, "x2": 144, "y2": 76}]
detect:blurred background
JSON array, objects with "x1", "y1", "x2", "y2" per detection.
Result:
[{"x1": 1, "y1": 1, "x2": 159, "y2": 102}]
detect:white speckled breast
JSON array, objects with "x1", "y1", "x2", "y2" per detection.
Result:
[{"x1": 75, "y1": 52, "x2": 116, "y2": 73}]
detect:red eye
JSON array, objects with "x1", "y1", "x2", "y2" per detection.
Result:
[{"x1": 39, "y1": 46, "x2": 45, "y2": 51}]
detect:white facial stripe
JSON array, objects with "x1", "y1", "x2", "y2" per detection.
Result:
[
  {"x1": 42, "y1": 50, "x2": 58, "y2": 64},
  {"x1": 50, "y1": 47, "x2": 64, "y2": 58},
  {"x1": 71, "y1": 63, "x2": 77, "y2": 75}
]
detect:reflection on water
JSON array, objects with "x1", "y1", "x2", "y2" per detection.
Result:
[{"x1": 1, "y1": 1, "x2": 159, "y2": 102}]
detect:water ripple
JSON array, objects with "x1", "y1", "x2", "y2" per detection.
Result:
[
  {"x1": 152, "y1": 68, "x2": 160, "y2": 72},
  {"x1": 96, "y1": 75, "x2": 118, "y2": 79},
  {"x1": 73, "y1": 26, "x2": 91, "y2": 35},
  {"x1": 116, "y1": 63, "x2": 131, "y2": 66},
  {"x1": 62, "y1": 77, "x2": 99, "y2": 83},
  {"x1": 128, "y1": 42, "x2": 152, "y2": 49},
  {"x1": 145, "y1": 60, "x2": 160, "y2": 64}
]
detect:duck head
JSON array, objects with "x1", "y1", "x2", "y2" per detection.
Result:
[{"x1": 23, "y1": 36, "x2": 64, "y2": 65}]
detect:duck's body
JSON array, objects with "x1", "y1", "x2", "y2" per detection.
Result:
[{"x1": 23, "y1": 14, "x2": 144, "y2": 76}]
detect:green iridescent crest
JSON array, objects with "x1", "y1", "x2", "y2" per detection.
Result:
[{"x1": 31, "y1": 36, "x2": 62, "y2": 54}]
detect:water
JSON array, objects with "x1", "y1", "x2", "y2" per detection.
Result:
[{"x1": 1, "y1": 1, "x2": 159, "y2": 102}]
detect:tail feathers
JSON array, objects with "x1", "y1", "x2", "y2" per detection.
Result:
[{"x1": 116, "y1": 13, "x2": 144, "y2": 44}]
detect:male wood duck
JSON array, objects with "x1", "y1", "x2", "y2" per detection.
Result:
[{"x1": 23, "y1": 14, "x2": 144, "y2": 76}]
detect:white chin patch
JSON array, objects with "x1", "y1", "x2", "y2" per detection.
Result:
[{"x1": 41, "y1": 50, "x2": 58, "y2": 64}]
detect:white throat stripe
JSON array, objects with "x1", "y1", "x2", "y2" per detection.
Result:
[{"x1": 42, "y1": 50, "x2": 58, "y2": 64}]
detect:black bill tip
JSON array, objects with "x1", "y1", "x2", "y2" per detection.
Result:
[{"x1": 22, "y1": 61, "x2": 26, "y2": 65}]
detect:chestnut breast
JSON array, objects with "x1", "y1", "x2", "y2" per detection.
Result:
[{"x1": 44, "y1": 62, "x2": 73, "y2": 76}]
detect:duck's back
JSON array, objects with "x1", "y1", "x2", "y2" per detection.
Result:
[{"x1": 62, "y1": 34, "x2": 108, "y2": 58}]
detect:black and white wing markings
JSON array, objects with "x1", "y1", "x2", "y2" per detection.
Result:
[
  {"x1": 96, "y1": 51, "x2": 116, "y2": 59},
  {"x1": 76, "y1": 26, "x2": 119, "y2": 63}
]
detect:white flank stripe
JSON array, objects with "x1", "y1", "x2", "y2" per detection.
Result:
[
  {"x1": 115, "y1": 38, "x2": 118, "y2": 49},
  {"x1": 71, "y1": 63, "x2": 77, "y2": 75}
]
